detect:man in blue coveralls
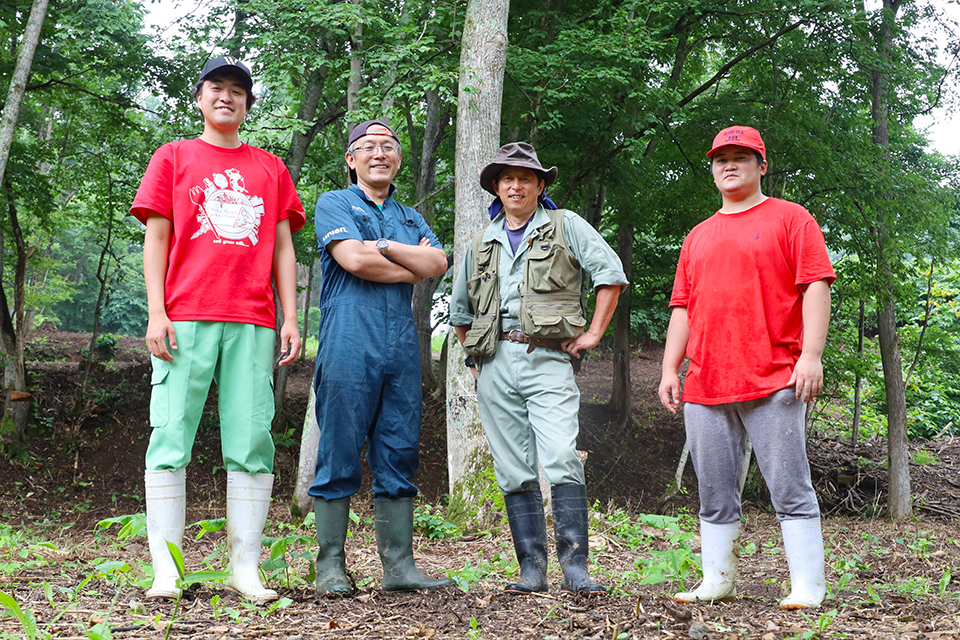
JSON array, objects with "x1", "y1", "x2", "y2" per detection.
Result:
[{"x1": 309, "y1": 120, "x2": 453, "y2": 596}]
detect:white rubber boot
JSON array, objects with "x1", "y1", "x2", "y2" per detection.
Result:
[
  {"x1": 224, "y1": 472, "x2": 278, "y2": 602},
  {"x1": 674, "y1": 520, "x2": 740, "y2": 603},
  {"x1": 145, "y1": 468, "x2": 186, "y2": 599},
  {"x1": 780, "y1": 517, "x2": 826, "y2": 609}
]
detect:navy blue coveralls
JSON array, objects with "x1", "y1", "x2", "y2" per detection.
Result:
[{"x1": 309, "y1": 184, "x2": 442, "y2": 500}]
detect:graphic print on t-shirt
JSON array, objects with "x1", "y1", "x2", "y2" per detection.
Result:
[{"x1": 188, "y1": 168, "x2": 265, "y2": 246}]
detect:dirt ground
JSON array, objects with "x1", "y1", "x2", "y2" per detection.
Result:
[{"x1": 1, "y1": 332, "x2": 958, "y2": 639}]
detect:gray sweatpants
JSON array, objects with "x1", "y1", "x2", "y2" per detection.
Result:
[{"x1": 684, "y1": 387, "x2": 820, "y2": 524}]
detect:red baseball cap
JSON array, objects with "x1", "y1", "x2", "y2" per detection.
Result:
[{"x1": 707, "y1": 126, "x2": 766, "y2": 161}]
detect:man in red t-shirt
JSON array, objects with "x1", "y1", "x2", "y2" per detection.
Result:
[
  {"x1": 658, "y1": 126, "x2": 835, "y2": 610},
  {"x1": 130, "y1": 57, "x2": 305, "y2": 603}
]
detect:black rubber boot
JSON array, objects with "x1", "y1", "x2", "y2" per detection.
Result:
[
  {"x1": 314, "y1": 497, "x2": 353, "y2": 596},
  {"x1": 374, "y1": 497, "x2": 455, "y2": 592},
  {"x1": 503, "y1": 490, "x2": 549, "y2": 594},
  {"x1": 552, "y1": 484, "x2": 606, "y2": 594}
]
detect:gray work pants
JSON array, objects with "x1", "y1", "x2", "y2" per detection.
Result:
[{"x1": 684, "y1": 388, "x2": 821, "y2": 524}]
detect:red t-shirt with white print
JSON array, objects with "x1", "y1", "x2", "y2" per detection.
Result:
[{"x1": 130, "y1": 139, "x2": 305, "y2": 329}]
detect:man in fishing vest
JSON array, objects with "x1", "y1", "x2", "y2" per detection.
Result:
[{"x1": 450, "y1": 142, "x2": 628, "y2": 594}]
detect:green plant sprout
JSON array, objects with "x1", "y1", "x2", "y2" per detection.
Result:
[
  {"x1": 0, "y1": 591, "x2": 38, "y2": 640},
  {"x1": 164, "y1": 541, "x2": 230, "y2": 640},
  {"x1": 799, "y1": 608, "x2": 838, "y2": 639}
]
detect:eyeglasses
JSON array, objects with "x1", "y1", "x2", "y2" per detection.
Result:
[{"x1": 353, "y1": 143, "x2": 398, "y2": 155}]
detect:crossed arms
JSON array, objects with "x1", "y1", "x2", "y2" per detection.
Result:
[{"x1": 327, "y1": 237, "x2": 448, "y2": 284}]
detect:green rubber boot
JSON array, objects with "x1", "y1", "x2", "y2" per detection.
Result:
[
  {"x1": 314, "y1": 497, "x2": 353, "y2": 596},
  {"x1": 374, "y1": 497, "x2": 455, "y2": 592}
]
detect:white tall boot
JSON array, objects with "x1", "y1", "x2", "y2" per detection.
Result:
[
  {"x1": 674, "y1": 520, "x2": 740, "y2": 603},
  {"x1": 224, "y1": 472, "x2": 278, "y2": 602},
  {"x1": 145, "y1": 468, "x2": 186, "y2": 599},
  {"x1": 780, "y1": 517, "x2": 826, "y2": 609}
]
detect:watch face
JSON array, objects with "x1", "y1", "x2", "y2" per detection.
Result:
[{"x1": 377, "y1": 238, "x2": 388, "y2": 254}]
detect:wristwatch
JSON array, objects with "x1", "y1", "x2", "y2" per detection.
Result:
[{"x1": 376, "y1": 238, "x2": 389, "y2": 256}]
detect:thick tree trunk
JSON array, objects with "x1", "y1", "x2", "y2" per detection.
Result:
[
  {"x1": 294, "y1": 384, "x2": 320, "y2": 517},
  {"x1": 285, "y1": 63, "x2": 333, "y2": 185},
  {"x1": 446, "y1": 0, "x2": 509, "y2": 528},
  {"x1": 410, "y1": 91, "x2": 451, "y2": 389}
]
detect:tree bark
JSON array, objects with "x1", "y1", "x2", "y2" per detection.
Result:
[
  {"x1": 294, "y1": 384, "x2": 320, "y2": 516},
  {"x1": 868, "y1": 0, "x2": 911, "y2": 521},
  {"x1": 0, "y1": 0, "x2": 48, "y2": 443},
  {"x1": 409, "y1": 91, "x2": 451, "y2": 389},
  {"x1": 446, "y1": 0, "x2": 509, "y2": 528},
  {"x1": 1, "y1": 187, "x2": 30, "y2": 440}
]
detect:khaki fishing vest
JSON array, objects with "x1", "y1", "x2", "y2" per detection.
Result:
[{"x1": 462, "y1": 209, "x2": 586, "y2": 358}]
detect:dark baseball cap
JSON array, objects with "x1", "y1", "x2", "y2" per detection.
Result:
[
  {"x1": 348, "y1": 120, "x2": 399, "y2": 148},
  {"x1": 347, "y1": 120, "x2": 400, "y2": 184},
  {"x1": 197, "y1": 56, "x2": 253, "y2": 93}
]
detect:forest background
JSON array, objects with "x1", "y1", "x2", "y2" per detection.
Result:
[{"x1": 1, "y1": 0, "x2": 960, "y2": 522}]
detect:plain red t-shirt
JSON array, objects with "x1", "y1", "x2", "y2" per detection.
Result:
[
  {"x1": 670, "y1": 197, "x2": 836, "y2": 405},
  {"x1": 130, "y1": 139, "x2": 305, "y2": 329}
]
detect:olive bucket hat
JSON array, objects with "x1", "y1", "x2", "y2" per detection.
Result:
[{"x1": 479, "y1": 142, "x2": 558, "y2": 196}]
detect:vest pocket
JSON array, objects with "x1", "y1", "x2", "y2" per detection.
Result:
[
  {"x1": 525, "y1": 241, "x2": 580, "y2": 292},
  {"x1": 463, "y1": 313, "x2": 499, "y2": 357},
  {"x1": 520, "y1": 293, "x2": 586, "y2": 339},
  {"x1": 467, "y1": 268, "x2": 498, "y2": 316}
]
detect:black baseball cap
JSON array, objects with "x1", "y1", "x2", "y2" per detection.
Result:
[
  {"x1": 197, "y1": 56, "x2": 253, "y2": 94},
  {"x1": 347, "y1": 120, "x2": 400, "y2": 184}
]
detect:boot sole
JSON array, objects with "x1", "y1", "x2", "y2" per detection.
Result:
[
  {"x1": 673, "y1": 595, "x2": 737, "y2": 603},
  {"x1": 223, "y1": 586, "x2": 278, "y2": 603}
]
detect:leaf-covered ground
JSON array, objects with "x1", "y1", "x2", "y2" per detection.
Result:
[
  {"x1": 1, "y1": 510, "x2": 958, "y2": 639},
  {"x1": 0, "y1": 332, "x2": 958, "y2": 638}
]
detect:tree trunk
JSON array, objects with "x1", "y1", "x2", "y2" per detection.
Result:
[
  {"x1": 1, "y1": 187, "x2": 31, "y2": 442},
  {"x1": 285, "y1": 64, "x2": 332, "y2": 185},
  {"x1": 300, "y1": 261, "x2": 314, "y2": 362},
  {"x1": 78, "y1": 174, "x2": 118, "y2": 403},
  {"x1": 294, "y1": 383, "x2": 320, "y2": 517},
  {"x1": 409, "y1": 91, "x2": 451, "y2": 389},
  {"x1": 446, "y1": 0, "x2": 509, "y2": 528},
  {"x1": 877, "y1": 294, "x2": 911, "y2": 518},
  {"x1": 868, "y1": 0, "x2": 911, "y2": 521},
  {"x1": 0, "y1": 0, "x2": 47, "y2": 444},
  {"x1": 0, "y1": 0, "x2": 49, "y2": 187},
  {"x1": 852, "y1": 299, "x2": 865, "y2": 443},
  {"x1": 610, "y1": 220, "x2": 633, "y2": 424}
]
